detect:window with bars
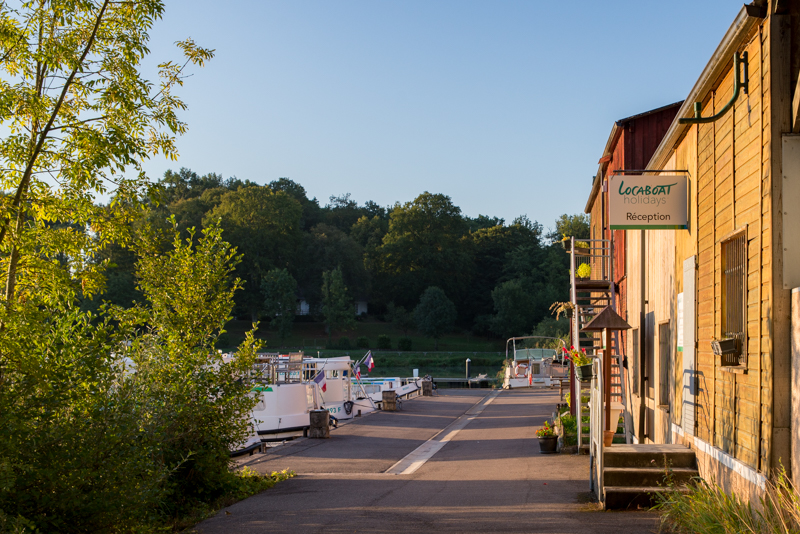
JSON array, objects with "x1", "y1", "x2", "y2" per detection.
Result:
[
  {"x1": 722, "y1": 233, "x2": 746, "y2": 366},
  {"x1": 659, "y1": 322, "x2": 670, "y2": 406}
]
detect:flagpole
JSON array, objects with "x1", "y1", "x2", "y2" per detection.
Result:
[{"x1": 351, "y1": 356, "x2": 376, "y2": 410}]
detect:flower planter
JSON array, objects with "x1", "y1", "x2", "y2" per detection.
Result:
[
  {"x1": 603, "y1": 430, "x2": 614, "y2": 447},
  {"x1": 575, "y1": 363, "x2": 594, "y2": 381},
  {"x1": 538, "y1": 435, "x2": 558, "y2": 454}
]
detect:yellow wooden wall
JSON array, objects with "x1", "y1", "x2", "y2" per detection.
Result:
[{"x1": 677, "y1": 24, "x2": 769, "y2": 471}]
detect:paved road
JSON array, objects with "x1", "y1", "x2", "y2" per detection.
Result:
[{"x1": 197, "y1": 389, "x2": 658, "y2": 533}]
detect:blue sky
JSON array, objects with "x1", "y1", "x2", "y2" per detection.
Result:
[{"x1": 142, "y1": 0, "x2": 742, "y2": 231}]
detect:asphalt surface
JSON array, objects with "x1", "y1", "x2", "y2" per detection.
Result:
[{"x1": 197, "y1": 389, "x2": 659, "y2": 533}]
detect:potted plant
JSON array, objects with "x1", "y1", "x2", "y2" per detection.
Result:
[
  {"x1": 574, "y1": 240, "x2": 590, "y2": 255},
  {"x1": 575, "y1": 262, "x2": 591, "y2": 280},
  {"x1": 563, "y1": 346, "x2": 594, "y2": 381},
  {"x1": 536, "y1": 421, "x2": 558, "y2": 454},
  {"x1": 560, "y1": 235, "x2": 571, "y2": 251}
]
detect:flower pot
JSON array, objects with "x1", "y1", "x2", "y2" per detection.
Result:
[
  {"x1": 575, "y1": 363, "x2": 594, "y2": 381},
  {"x1": 603, "y1": 430, "x2": 614, "y2": 447},
  {"x1": 538, "y1": 435, "x2": 558, "y2": 454}
]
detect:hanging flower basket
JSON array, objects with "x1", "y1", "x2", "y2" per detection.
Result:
[{"x1": 576, "y1": 363, "x2": 595, "y2": 381}]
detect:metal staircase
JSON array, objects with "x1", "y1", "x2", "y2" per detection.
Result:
[{"x1": 568, "y1": 237, "x2": 630, "y2": 444}]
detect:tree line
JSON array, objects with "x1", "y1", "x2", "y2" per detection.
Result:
[{"x1": 95, "y1": 168, "x2": 590, "y2": 343}]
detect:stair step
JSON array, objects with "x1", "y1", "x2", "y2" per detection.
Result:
[
  {"x1": 604, "y1": 444, "x2": 697, "y2": 468},
  {"x1": 604, "y1": 485, "x2": 688, "y2": 510},
  {"x1": 603, "y1": 467, "x2": 700, "y2": 487}
]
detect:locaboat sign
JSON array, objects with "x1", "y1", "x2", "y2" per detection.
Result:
[{"x1": 609, "y1": 175, "x2": 688, "y2": 230}]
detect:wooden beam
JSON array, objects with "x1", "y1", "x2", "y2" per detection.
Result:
[{"x1": 791, "y1": 67, "x2": 800, "y2": 132}]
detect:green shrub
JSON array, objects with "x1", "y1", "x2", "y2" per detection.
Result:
[
  {"x1": 0, "y1": 224, "x2": 262, "y2": 532},
  {"x1": 398, "y1": 337, "x2": 413, "y2": 351},
  {"x1": 356, "y1": 336, "x2": 370, "y2": 349},
  {"x1": 336, "y1": 336, "x2": 351, "y2": 350},
  {"x1": 377, "y1": 334, "x2": 391, "y2": 349}
]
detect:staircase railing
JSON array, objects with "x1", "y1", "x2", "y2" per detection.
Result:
[{"x1": 589, "y1": 357, "x2": 605, "y2": 503}]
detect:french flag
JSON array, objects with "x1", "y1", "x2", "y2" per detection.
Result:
[
  {"x1": 313, "y1": 371, "x2": 327, "y2": 393},
  {"x1": 365, "y1": 351, "x2": 375, "y2": 372},
  {"x1": 355, "y1": 365, "x2": 361, "y2": 381}
]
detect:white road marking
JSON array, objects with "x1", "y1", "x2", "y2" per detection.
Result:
[{"x1": 384, "y1": 390, "x2": 501, "y2": 475}]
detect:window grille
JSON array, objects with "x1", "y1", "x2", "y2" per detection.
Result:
[
  {"x1": 721, "y1": 233, "x2": 746, "y2": 366},
  {"x1": 659, "y1": 322, "x2": 670, "y2": 406}
]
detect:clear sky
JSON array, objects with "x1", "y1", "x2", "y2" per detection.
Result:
[{"x1": 141, "y1": 0, "x2": 742, "y2": 231}]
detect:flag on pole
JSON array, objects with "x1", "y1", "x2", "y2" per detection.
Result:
[
  {"x1": 365, "y1": 350, "x2": 374, "y2": 372},
  {"x1": 355, "y1": 365, "x2": 361, "y2": 381},
  {"x1": 313, "y1": 371, "x2": 327, "y2": 393}
]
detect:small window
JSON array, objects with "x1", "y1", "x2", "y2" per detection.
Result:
[
  {"x1": 722, "y1": 233, "x2": 746, "y2": 365},
  {"x1": 659, "y1": 322, "x2": 670, "y2": 406},
  {"x1": 632, "y1": 328, "x2": 639, "y2": 396}
]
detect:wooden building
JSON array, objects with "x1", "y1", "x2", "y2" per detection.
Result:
[{"x1": 589, "y1": 1, "x2": 800, "y2": 498}]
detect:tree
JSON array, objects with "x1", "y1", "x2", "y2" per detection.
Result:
[
  {"x1": 462, "y1": 221, "x2": 542, "y2": 329},
  {"x1": 414, "y1": 286, "x2": 456, "y2": 350},
  {"x1": 262, "y1": 268, "x2": 297, "y2": 343},
  {"x1": 321, "y1": 267, "x2": 355, "y2": 342},
  {"x1": 0, "y1": 1, "x2": 214, "y2": 311},
  {"x1": 376, "y1": 192, "x2": 471, "y2": 310},
  {"x1": 324, "y1": 193, "x2": 364, "y2": 233},
  {"x1": 205, "y1": 185, "x2": 303, "y2": 319},
  {"x1": 386, "y1": 302, "x2": 415, "y2": 334},
  {"x1": 551, "y1": 213, "x2": 590, "y2": 242},
  {"x1": 269, "y1": 177, "x2": 322, "y2": 230},
  {"x1": 0, "y1": 3, "x2": 268, "y2": 529}
]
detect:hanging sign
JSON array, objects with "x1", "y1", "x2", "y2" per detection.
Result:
[{"x1": 609, "y1": 175, "x2": 688, "y2": 230}]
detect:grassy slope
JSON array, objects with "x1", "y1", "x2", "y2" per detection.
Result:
[
  {"x1": 222, "y1": 316, "x2": 504, "y2": 352},
  {"x1": 221, "y1": 317, "x2": 508, "y2": 378}
]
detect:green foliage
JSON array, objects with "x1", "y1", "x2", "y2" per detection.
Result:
[
  {"x1": 262, "y1": 268, "x2": 298, "y2": 342},
  {"x1": 386, "y1": 302, "x2": 415, "y2": 334},
  {"x1": 531, "y1": 317, "x2": 569, "y2": 340},
  {"x1": 335, "y1": 336, "x2": 351, "y2": 350},
  {"x1": 398, "y1": 336, "x2": 413, "y2": 351},
  {"x1": 356, "y1": 336, "x2": 370, "y2": 348},
  {"x1": 652, "y1": 467, "x2": 800, "y2": 534},
  {"x1": 576, "y1": 263, "x2": 592, "y2": 278},
  {"x1": 414, "y1": 287, "x2": 457, "y2": 350},
  {"x1": 489, "y1": 239, "x2": 570, "y2": 338},
  {"x1": 557, "y1": 413, "x2": 577, "y2": 446},
  {"x1": 322, "y1": 266, "x2": 355, "y2": 340},
  {"x1": 300, "y1": 223, "x2": 368, "y2": 308},
  {"x1": 535, "y1": 421, "x2": 555, "y2": 438},
  {"x1": 0, "y1": 222, "x2": 261, "y2": 531},
  {"x1": 377, "y1": 334, "x2": 391, "y2": 349},
  {"x1": 0, "y1": 0, "x2": 214, "y2": 312},
  {"x1": 554, "y1": 214, "x2": 590, "y2": 241},
  {"x1": 376, "y1": 192, "x2": 470, "y2": 310},
  {"x1": 205, "y1": 186, "x2": 303, "y2": 319}
]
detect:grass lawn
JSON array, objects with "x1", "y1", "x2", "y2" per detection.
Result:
[{"x1": 220, "y1": 316, "x2": 505, "y2": 352}]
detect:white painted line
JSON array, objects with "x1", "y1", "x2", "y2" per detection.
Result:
[{"x1": 384, "y1": 390, "x2": 500, "y2": 475}]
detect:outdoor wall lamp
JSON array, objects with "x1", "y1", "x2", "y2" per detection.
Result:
[{"x1": 678, "y1": 52, "x2": 748, "y2": 125}]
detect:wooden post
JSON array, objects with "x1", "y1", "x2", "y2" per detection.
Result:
[
  {"x1": 422, "y1": 380, "x2": 433, "y2": 396},
  {"x1": 382, "y1": 390, "x2": 397, "y2": 411},
  {"x1": 308, "y1": 409, "x2": 330, "y2": 439}
]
